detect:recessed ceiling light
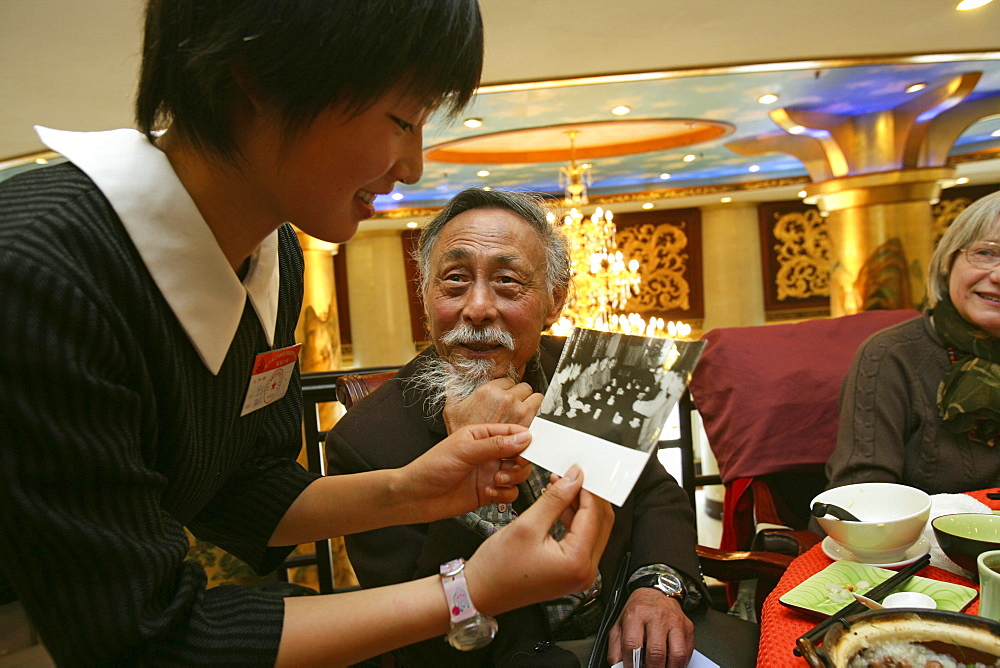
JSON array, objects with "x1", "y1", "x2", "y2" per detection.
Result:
[
  {"x1": 642, "y1": 202, "x2": 654, "y2": 210},
  {"x1": 748, "y1": 164, "x2": 760, "y2": 173},
  {"x1": 611, "y1": 105, "x2": 631, "y2": 116},
  {"x1": 581, "y1": 163, "x2": 592, "y2": 170},
  {"x1": 956, "y1": 0, "x2": 993, "y2": 9},
  {"x1": 463, "y1": 118, "x2": 483, "y2": 128},
  {"x1": 798, "y1": 191, "x2": 808, "y2": 198},
  {"x1": 758, "y1": 94, "x2": 779, "y2": 105},
  {"x1": 390, "y1": 192, "x2": 404, "y2": 201},
  {"x1": 682, "y1": 154, "x2": 696, "y2": 162},
  {"x1": 406, "y1": 221, "x2": 419, "y2": 228},
  {"x1": 956, "y1": 177, "x2": 970, "y2": 185},
  {"x1": 905, "y1": 83, "x2": 927, "y2": 93},
  {"x1": 476, "y1": 170, "x2": 490, "y2": 177},
  {"x1": 659, "y1": 173, "x2": 671, "y2": 180},
  {"x1": 720, "y1": 197, "x2": 732, "y2": 203}
]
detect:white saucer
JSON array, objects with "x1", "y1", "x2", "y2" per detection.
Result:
[{"x1": 821, "y1": 535, "x2": 931, "y2": 569}]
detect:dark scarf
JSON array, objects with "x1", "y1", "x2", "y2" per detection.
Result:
[{"x1": 933, "y1": 297, "x2": 1000, "y2": 447}]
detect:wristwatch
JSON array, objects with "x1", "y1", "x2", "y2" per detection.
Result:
[
  {"x1": 627, "y1": 571, "x2": 686, "y2": 602},
  {"x1": 439, "y1": 558, "x2": 498, "y2": 651}
]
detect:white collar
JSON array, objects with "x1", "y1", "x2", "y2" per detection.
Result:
[{"x1": 36, "y1": 126, "x2": 280, "y2": 375}]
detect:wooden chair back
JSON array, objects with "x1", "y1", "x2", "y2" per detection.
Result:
[
  {"x1": 657, "y1": 391, "x2": 721, "y2": 513},
  {"x1": 278, "y1": 366, "x2": 400, "y2": 594}
]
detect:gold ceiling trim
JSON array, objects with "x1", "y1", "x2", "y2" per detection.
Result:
[
  {"x1": 594, "y1": 176, "x2": 812, "y2": 206},
  {"x1": 477, "y1": 52, "x2": 1000, "y2": 95},
  {"x1": 378, "y1": 206, "x2": 450, "y2": 220}
]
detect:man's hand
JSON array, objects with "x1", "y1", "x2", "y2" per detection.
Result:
[
  {"x1": 400, "y1": 423, "x2": 534, "y2": 522},
  {"x1": 608, "y1": 589, "x2": 694, "y2": 668},
  {"x1": 443, "y1": 378, "x2": 543, "y2": 434}
]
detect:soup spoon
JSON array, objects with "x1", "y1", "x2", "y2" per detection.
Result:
[
  {"x1": 811, "y1": 502, "x2": 862, "y2": 522},
  {"x1": 852, "y1": 592, "x2": 884, "y2": 610}
]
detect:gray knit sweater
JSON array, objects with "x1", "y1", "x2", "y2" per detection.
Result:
[
  {"x1": 827, "y1": 310, "x2": 1000, "y2": 494},
  {"x1": 0, "y1": 163, "x2": 318, "y2": 665}
]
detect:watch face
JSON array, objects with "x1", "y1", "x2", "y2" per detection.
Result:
[
  {"x1": 446, "y1": 613, "x2": 499, "y2": 651},
  {"x1": 655, "y1": 573, "x2": 684, "y2": 598}
]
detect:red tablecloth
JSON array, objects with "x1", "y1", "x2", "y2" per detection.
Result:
[{"x1": 756, "y1": 489, "x2": 1000, "y2": 667}]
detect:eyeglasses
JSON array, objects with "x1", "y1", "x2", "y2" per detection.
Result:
[{"x1": 960, "y1": 241, "x2": 1000, "y2": 270}]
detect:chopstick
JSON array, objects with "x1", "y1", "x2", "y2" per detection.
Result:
[{"x1": 792, "y1": 552, "x2": 931, "y2": 656}]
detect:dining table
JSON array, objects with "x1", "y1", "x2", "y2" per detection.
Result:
[{"x1": 755, "y1": 488, "x2": 1000, "y2": 667}]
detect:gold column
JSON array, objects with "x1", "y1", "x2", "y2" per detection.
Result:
[
  {"x1": 293, "y1": 229, "x2": 357, "y2": 590},
  {"x1": 700, "y1": 202, "x2": 766, "y2": 331},
  {"x1": 699, "y1": 202, "x2": 765, "y2": 516},
  {"x1": 345, "y1": 231, "x2": 418, "y2": 367},
  {"x1": 728, "y1": 71, "x2": 1000, "y2": 315},
  {"x1": 295, "y1": 231, "x2": 343, "y2": 373},
  {"x1": 806, "y1": 168, "x2": 949, "y2": 315}
]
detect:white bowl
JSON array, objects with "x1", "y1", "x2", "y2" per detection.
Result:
[
  {"x1": 883, "y1": 592, "x2": 937, "y2": 609},
  {"x1": 812, "y1": 483, "x2": 931, "y2": 564}
]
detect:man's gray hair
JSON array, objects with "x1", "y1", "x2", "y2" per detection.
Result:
[
  {"x1": 927, "y1": 190, "x2": 1000, "y2": 306},
  {"x1": 415, "y1": 188, "x2": 571, "y2": 301}
]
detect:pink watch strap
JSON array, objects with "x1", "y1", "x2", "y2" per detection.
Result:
[{"x1": 440, "y1": 558, "x2": 478, "y2": 623}]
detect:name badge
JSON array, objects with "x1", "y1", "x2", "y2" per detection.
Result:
[{"x1": 241, "y1": 344, "x2": 302, "y2": 416}]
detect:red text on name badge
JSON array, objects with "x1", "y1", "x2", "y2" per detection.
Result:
[{"x1": 241, "y1": 344, "x2": 302, "y2": 417}]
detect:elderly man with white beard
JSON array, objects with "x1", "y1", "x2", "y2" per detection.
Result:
[{"x1": 326, "y1": 188, "x2": 709, "y2": 668}]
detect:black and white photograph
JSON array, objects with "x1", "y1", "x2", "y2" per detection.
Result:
[{"x1": 525, "y1": 328, "x2": 705, "y2": 506}]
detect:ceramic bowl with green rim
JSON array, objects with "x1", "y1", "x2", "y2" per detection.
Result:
[{"x1": 931, "y1": 513, "x2": 1000, "y2": 574}]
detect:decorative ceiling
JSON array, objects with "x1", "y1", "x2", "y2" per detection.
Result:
[{"x1": 381, "y1": 55, "x2": 1000, "y2": 217}]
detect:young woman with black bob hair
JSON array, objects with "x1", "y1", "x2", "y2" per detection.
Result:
[{"x1": 0, "y1": 1, "x2": 612, "y2": 665}]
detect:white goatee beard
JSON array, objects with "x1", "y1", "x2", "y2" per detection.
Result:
[{"x1": 406, "y1": 324, "x2": 520, "y2": 415}]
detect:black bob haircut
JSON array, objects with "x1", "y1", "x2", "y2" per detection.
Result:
[{"x1": 136, "y1": 0, "x2": 483, "y2": 159}]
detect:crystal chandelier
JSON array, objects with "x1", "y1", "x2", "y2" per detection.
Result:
[
  {"x1": 548, "y1": 131, "x2": 692, "y2": 340},
  {"x1": 550, "y1": 206, "x2": 695, "y2": 339},
  {"x1": 549, "y1": 188, "x2": 691, "y2": 338},
  {"x1": 548, "y1": 204, "x2": 692, "y2": 337},
  {"x1": 550, "y1": 205, "x2": 641, "y2": 334},
  {"x1": 558, "y1": 131, "x2": 591, "y2": 207}
]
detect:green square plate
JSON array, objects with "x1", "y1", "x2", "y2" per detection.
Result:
[{"x1": 779, "y1": 560, "x2": 978, "y2": 617}]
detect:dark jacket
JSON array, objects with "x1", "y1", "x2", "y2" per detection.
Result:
[{"x1": 326, "y1": 336, "x2": 701, "y2": 666}]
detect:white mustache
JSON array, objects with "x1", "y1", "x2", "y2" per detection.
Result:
[{"x1": 441, "y1": 324, "x2": 515, "y2": 350}]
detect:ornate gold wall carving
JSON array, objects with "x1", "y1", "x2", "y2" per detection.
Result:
[
  {"x1": 772, "y1": 208, "x2": 830, "y2": 301},
  {"x1": 759, "y1": 184, "x2": 998, "y2": 318},
  {"x1": 932, "y1": 196, "x2": 973, "y2": 245},
  {"x1": 930, "y1": 185, "x2": 1000, "y2": 245},
  {"x1": 617, "y1": 221, "x2": 691, "y2": 313}
]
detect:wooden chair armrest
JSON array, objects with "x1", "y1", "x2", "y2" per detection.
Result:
[
  {"x1": 753, "y1": 528, "x2": 822, "y2": 556},
  {"x1": 696, "y1": 544, "x2": 794, "y2": 583},
  {"x1": 335, "y1": 370, "x2": 398, "y2": 409}
]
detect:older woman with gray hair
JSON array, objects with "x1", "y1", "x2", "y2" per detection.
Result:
[{"x1": 826, "y1": 190, "x2": 1000, "y2": 493}]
